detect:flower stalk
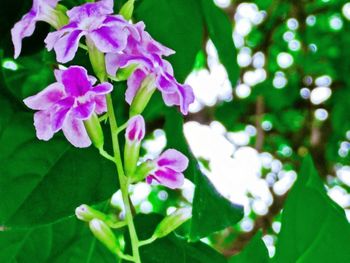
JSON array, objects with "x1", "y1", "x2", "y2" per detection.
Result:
[{"x1": 88, "y1": 42, "x2": 142, "y2": 263}]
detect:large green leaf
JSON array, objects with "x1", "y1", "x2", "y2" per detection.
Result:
[
  {"x1": 200, "y1": 0, "x2": 239, "y2": 86},
  {"x1": 229, "y1": 231, "x2": 269, "y2": 263},
  {"x1": 0, "y1": 217, "x2": 116, "y2": 263},
  {"x1": 124, "y1": 214, "x2": 227, "y2": 263},
  {"x1": 0, "y1": 88, "x2": 118, "y2": 227},
  {"x1": 164, "y1": 109, "x2": 243, "y2": 241},
  {"x1": 134, "y1": 0, "x2": 203, "y2": 82},
  {"x1": 272, "y1": 156, "x2": 350, "y2": 262}
]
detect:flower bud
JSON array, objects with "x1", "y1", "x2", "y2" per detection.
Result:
[
  {"x1": 153, "y1": 207, "x2": 192, "y2": 239},
  {"x1": 124, "y1": 115, "x2": 145, "y2": 177},
  {"x1": 116, "y1": 64, "x2": 138, "y2": 81},
  {"x1": 86, "y1": 37, "x2": 107, "y2": 82},
  {"x1": 75, "y1": 204, "x2": 107, "y2": 222},
  {"x1": 129, "y1": 76, "x2": 156, "y2": 117},
  {"x1": 132, "y1": 160, "x2": 155, "y2": 183},
  {"x1": 119, "y1": 0, "x2": 135, "y2": 20},
  {"x1": 84, "y1": 113, "x2": 104, "y2": 150},
  {"x1": 89, "y1": 219, "x2": 120, "y2": 254}
]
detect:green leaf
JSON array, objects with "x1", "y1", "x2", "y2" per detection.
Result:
[
  {"x1": 200, "y1": 0, "x2": 239, "y2": 86},
  {"x1": 272, "y1": 156, "x2": 350, "y2": 263},
  {"x1": 134, "y1": 0, "x2": 203, "y2": 82},
  {"x1": 229, "y1": 231, "x2": 269, "y2": 263},
  {"x1": 125, "y1": 214, "x2": 227, "y2": 263},
  {"x1": 0, "y1": 91, "x2": 118, "y2": 227},
  {"x1": 163, "y1": 109, "x2": 243, "y2": 241},
  {"x1": 0, "y1": 217, "x2": 116, "y2": 263},
  {"x1": 189, "y1": 168, "x2": 244, "y2": 241}
]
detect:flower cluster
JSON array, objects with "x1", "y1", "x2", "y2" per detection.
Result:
[{"x1": 13, "y1": 0, "x2": 192, "y2": 189}]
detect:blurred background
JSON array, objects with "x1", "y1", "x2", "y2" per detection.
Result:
[{"x1": 1, "y1": 0, "x2": 350, "y2": 259}]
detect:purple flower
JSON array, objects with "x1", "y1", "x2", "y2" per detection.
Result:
[
  {"x1": 146, "y1": 149, "x2": 189, "y2": 189},
  {"x1": 106, "y1": 22, "x2": 194, "y2": 115},
  {"x1": 125, "y1": 115, "x2": 145, "y2": 144},
  {"x1": 23, "y1": 66, "x2": 113, "y2": 148},
  {"x1": 45, "y1": 0, "x2": 136, "y2": 63},
  {"x1": 11, "y1": 0, "x2": 61, "y2": 58}
]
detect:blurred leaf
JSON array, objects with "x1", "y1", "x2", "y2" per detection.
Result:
[
  {"x1": 229, "y1": 231, "x2": 269, "y2": 263},
  {"x1": 200, "y1": 0, "x2": 239, "y2": 86},
  {"x1": 273, "y1": 156, "x2": 350, "y2": 262},
  {"x1": 135, "y1": 0, "x2": 203, "y2": 82}
]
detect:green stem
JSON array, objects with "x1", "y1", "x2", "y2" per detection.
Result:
[
  {"x1": 106, "y1": 94, "x2": 142, "y2": 263},
  {"x1": 138, "y1": 236, "x2": 157, "y2": 247},
  {"x1": 87, "y1": 38, "x2": 141, "y2": 263}
]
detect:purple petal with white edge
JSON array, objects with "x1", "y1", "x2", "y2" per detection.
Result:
[
  {"x1": 151, "y1": 168, "x2": 185, "y2": 189},
  {"x1": 23, "y1": 83, "x2": 65, "y2": 111},
  {"x1": 72, "y1": 101, "x2": 95, "y2": 120},
  {"x1": 93, "y1": 95, "x2": 107, "y2": 114},
  {"x1": 45, "y1": 22, "x2": 79, "y2": 51},
  {"x1": 156, "y1": 149, "x2": 189, "y2": 172},
  {"x1": 67, "y1": 0, "x2": 113, "y2": 21},
  {"x1": 126, "y1": 69, "x2": 147, "y2": 104},
  {"x1": 61, "y1": 66, "x2": 92, "y2": 97},
  {"x1": 62, "y1": 114, "x2": 91, "y2": 148},
  {"x1": 91, "y1": 83, "x2": 113, "y2": 95},
  {"x1": 89, "y1": 25, "x2": 128, "y2": 53},
  {"x1": 51, "y1": 106, "x2": 71, "y2": 132},
  {"x1": 11, "y1": 10, "x2": 37, "y2": 58},
  {"x1": 126, "y1": 115, "x2": 145, "y2": 142},
  {"x1": 161, "y1": 83, "x2": 194, "y2": 115},
  {"x1": 53, "y1": 29, "x2": 85, "y2": 63},
  {"x1": 33, "y1": 110, "x2": 55, "y2": 141}
]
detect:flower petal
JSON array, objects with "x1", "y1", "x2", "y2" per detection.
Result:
[
  {"x1": 161, "y1": 83, "x2": 194, "y2": 115},
  {"x1": 11, "y1": 10, "x2": 37, "y2": 58},
  {"x1": 61, "y1": 66, "x2": 92, "y2": 97},
  {"x1": 23, "y1": 83, "x2": 65, "y2": 111},
  {"x1": 89, "y1": 25, "x2": 128, "y2": 53},
  {"x1": 33, "y1": 110, "x2": 55, "y2": 141},
  {"x1": 52, "y1": 29, "x2": 85, "y2": 63},
  {"x1": 157, "y1": 149, "x2": 189, "y2": 172},
  {"x1": 91, "y1": 83, "x2": 113, "y2": 95},
  {"x1": 51, "y1": 106, "x2": 71, "y2": 132},
  {"x1": 125, "y1": 69, "x2": 147, "y2": 104},
  {"x1": 72, "y1": 101, "x2": 95, "y2": 120},
  {"x1": 126, "y1": 115, "x2": 145, "y2": 142},
  {"x1": 62, "y1": 114, "x2": 91, "y2": 148},
  {"x1": 150, "y1": 168, "x2": 185, "y2": 189},
  {"x1": 93, "y1": 95, "x2": 107, "y2": 114},
  {"x1": 67, "y1": 0, "x2": 114, "y2": 21}
]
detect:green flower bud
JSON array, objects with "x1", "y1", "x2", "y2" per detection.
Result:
[
  {"x1": 153, "y1": 207, "x2": 192, "y2": 239},
  {"x1": 84, "y1": 113, "x2": 104, "y2": 150},
  {"x1": 124, "y1": 115, "x2": 145, "y2": 177},
  {"x1": 89, "y1": 219, "x2": 121, "y2": 254},
  {"x1": 75, "y1": 204, "x2": 107, "y2": 222},
  {"x1": 86, "y1": 37, "x2": 107, "y2": 82},
  {"x1": 132, "y1": 160, "x2": 155, "y2": 183},
  {"x1": 129, "y1": 76, "x2": 156, "y2": 117},
  {"x1": 119, "y1": 0, "x2": 135, "y2": 20}
]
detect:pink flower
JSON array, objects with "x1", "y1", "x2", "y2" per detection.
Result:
[
  {"x1": 11, "y1": 0, "x2": 61, "y2": 58},
  {"x1": 45, "y1": 0, "x2": 136, "y2": 63},
  {"x1": 23, "y1": 66, "x2": 113, "y2": 148},
  {"x1": 106, "y1": 22, "x2": 194, "y2": 115},
  {"x1": 125, "y1": 115, "x2": 145, "y2": 144},
  {"x1": 146, "y1": 149, "x2": 189, "y2": 189}
]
